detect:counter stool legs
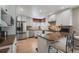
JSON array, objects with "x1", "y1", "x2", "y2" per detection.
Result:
[
  {"x1": 56, "y1": 49, "x2": 58, "y2": 53},
  {"x1": 48, "y1": 46, "x2": 51, "y2": 53}
]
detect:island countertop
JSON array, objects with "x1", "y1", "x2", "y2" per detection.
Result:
[
  {"x1": 38, "y1": 32, "x2": 69, "y2": 41},
  {"x1": 0, "y1": 48, "x2": 9, "y2": 53},
  {"x1": 0, "y1": 35, "x2": 16, "y2": 47}
]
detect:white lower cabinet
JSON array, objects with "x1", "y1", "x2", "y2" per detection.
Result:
[
  {"x1": 38, "y1": 36, "x2": 48, "y2": 53},
  {"x1": 26, "y1": 31, "x2": 34, "y2": 37},
  {"x1": 34, "y1": 31, "x2": 42, "y2": 37},
  {"x1": 26, "y1": 30, "x2": 48, "y2": 38},
  {"x1": 26, "y1": 31, "x2": 29, "y2": 37},
  {"x1": 26, "y1": 30, "x2": 42, "y2": 37}
]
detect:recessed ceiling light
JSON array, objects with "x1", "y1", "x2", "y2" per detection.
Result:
[
  {"x1": 19, "y1": 7, "x2": 24, "y2": 12},
  {"x1": 60, "y1": 6, "x2": 66, "y2": 9},
  {"x1": 39, "y1": 9, "x2": 42, "y2": 13}
]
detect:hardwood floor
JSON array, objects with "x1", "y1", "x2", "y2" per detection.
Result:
[{"x1": 16, "y1": 38, "x2": 37, "y2": 53}]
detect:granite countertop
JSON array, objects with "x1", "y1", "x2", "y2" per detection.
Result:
[
  {"x1": 0, "y1": 48, "x2": 9, "y2": 53},
  {"x1": 38, "y1": 32, "x2": 69, "y2": 41},
  {"x1": 0, "y1": 35, "x2": 16, "y2": 47}
]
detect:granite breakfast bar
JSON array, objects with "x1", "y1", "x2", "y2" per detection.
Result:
[
  {"x1": 0, "y1": 35, "x2": 16, "y2": 53},
  {"x1": 37, "y1": 32, "x2": 69, "y2": 53}
]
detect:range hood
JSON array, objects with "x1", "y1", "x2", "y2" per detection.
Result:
[{"x1": 0, "y1": 18, "x2": 8, "y2": 27}]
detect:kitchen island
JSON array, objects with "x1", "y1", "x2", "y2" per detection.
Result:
[
  {"x1": 38, "y1": 32, "x2": 69, "y2": 41},
  {"x1": 37, "y1": 32, "x2": 69, "y2": 53},
  {"x1": 0, "y1": 35, "x2": 16, "y2": 53}
]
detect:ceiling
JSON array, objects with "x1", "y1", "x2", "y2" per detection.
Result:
[{"x1": 16, "y1": 5, "x2": 78, "y2": 18}]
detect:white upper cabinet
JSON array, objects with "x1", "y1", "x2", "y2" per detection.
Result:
[
  {"x1": 56, "y1": 9, "x2": 72, "y2": 26},
  {"x1": 17, "y1": 16, "x2": 21, "y2": 21},
  {"x1": 17, "y1": 16, "x2": 27, "y2": 21}
]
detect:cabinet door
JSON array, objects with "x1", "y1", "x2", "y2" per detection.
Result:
[
  {"x1": 38, "y1": 36, "x2": 48, "y2": 53},
  {"x1": 38, "y1": 31, "x2": 42, "y2": 35},
  {"x1": 35, "y1": 31, "x2": 42, "y2": 37},
  {"x1": 34, "y1": 31, "x2": 37, "y2": 37},
  {"x1": 56, "y1": 10, "x2": 72, "y2": 26},
  {"x1": 26, "y1": 31, "x2": 29, "y2": 37},
  {"x1": 29, "y1": 31, "x2": 34, "y2": 37}
]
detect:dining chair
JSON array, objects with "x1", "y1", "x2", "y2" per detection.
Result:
[{"x1": 49, "y1": 31, "x2": 75, "y2": 53}]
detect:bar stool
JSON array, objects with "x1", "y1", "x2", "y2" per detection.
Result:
[{"x1": 49, "y1": 31, "x2": 75, "y2": 53}]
